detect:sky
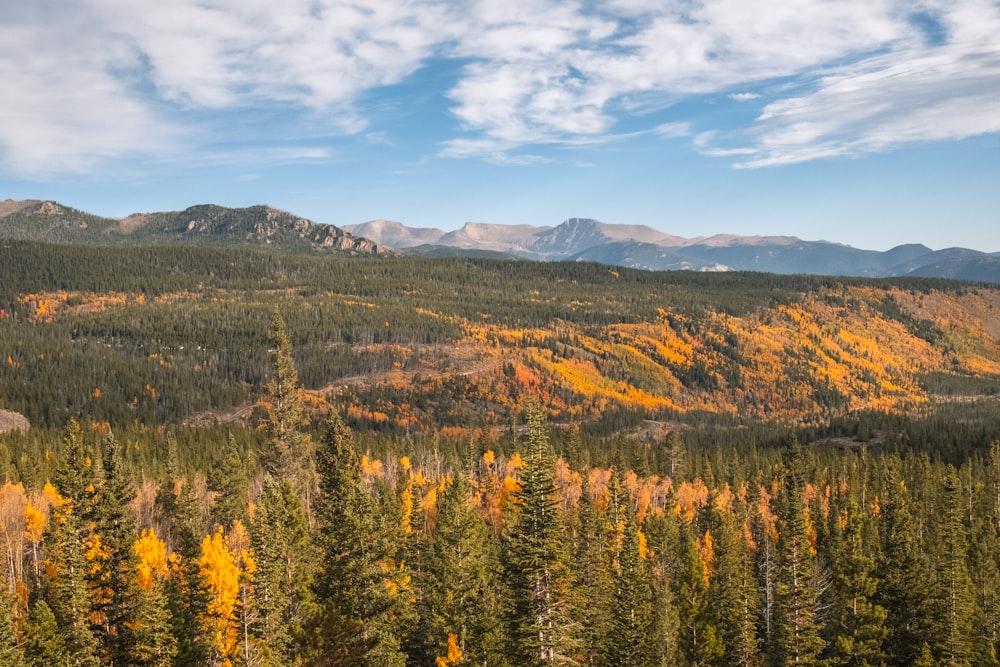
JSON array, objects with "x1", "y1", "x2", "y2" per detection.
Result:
[{"x1": 1, "y1": 0, "x2": 999, "y2": 252}]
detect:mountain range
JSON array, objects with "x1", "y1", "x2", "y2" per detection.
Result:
[
  {"x1": 3, "y1": 199, "x2": 999, "y2": 282},
  {"x1": 346, "y1": 217, "x2": 1000, "y2": 282}
]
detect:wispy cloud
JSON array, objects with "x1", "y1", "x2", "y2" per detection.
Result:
[{"x1": 1, "y1": 0, "x2": 998, "y2": 175}]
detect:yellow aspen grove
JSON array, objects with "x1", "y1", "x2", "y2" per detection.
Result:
[{"x1": 199, "y1": 528, "x2": 243, "y2": 665}]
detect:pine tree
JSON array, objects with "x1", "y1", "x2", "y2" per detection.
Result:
[
  {"x1": 938, "y1": 471, "x2": 976, "y2": 666},
  {"x1": 710, "y1": 501, "x2": 761, "y2": 667},
  {"x1": 22, "y1": 600, "x2": 65, "y2": 667},
  {"x1": 771, "y1": 443, "x2": 825, "y2": 666},
  {"x1": 503, "y1": 404, "x2": 578, "y2": 666},
  {"x1": 604, "y1": 489, "x2": 655, "y2": 667},
  {"x1": 824, "y1": 495, "x2": 886, "y2": 667},
  {"x1": 877, "y1": 468, "x2": 940, "y2": 666},
  {"x1": 250, "y1": 475, "x2": 313, "y2": 665},
  {"x1": 0, "y1": 585, "x2": 24, "y2": 667},
  {"x1": 260, "y1": 310, "x2": 314, "y2": 499},
  {"x1": 675, "y1": 523, "x2": 723, "y2": 667},
  {"x1": 413, "y1": 474, "x2": 502, "y2": 665},
  {"x1": 309, "y1": 413, "x2": 410, "y2": 667}
]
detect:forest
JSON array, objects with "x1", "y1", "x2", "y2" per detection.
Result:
[{"x1": 2, "y1": 241, "x2": 1000, "y2": 665}]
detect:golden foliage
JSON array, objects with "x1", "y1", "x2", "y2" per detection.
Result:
[
  {"x1": 435, "y1": 633, "x2": 463, "y2": 667},
  {"x1": 134, "y1": 528, "x2": 169, "y2": 591}
]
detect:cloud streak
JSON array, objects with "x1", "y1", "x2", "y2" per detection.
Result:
[{"x1": 1, "y1": 0, "x2": 998, "y2": 175}]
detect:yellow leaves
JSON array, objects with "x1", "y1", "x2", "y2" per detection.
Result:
[
  {"x1": 435, "y1": 634, "x2": 463, "y2": 667},
  {"x1": 361, "y1": 455, "x2": 385, "y2": 479},
  {"x1": 698, "y1": 530, "x2": 714, "y2": 589},
  {"x1": 24, "y1": 501, "x2": 45, "y2": 544},
  {"x1": 198, "y1": 526, "x2": 251, "y2": 662},
  {"x1": 134, "y1": 528, "x2": 169, "y2": 591}
]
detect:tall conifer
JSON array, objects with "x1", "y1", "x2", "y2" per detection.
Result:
[
  {"x1": 310, "y1": 414, "x2": 409, "y2": 667},
  {"x1": 503, "y1": 405, "x2": 578, "y2": 666}
]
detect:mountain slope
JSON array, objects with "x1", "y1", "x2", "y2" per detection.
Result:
[{"x1": 0, "y1": 200, "x2": 394, "y2": 255}]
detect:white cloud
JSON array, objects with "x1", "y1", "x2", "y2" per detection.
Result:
[
  {"x1": 2, "y1": 0, "x2": 999, "y2": 174},
  {"x1": 723, "y1": 5, "x2": 1000, "y2": 167}
]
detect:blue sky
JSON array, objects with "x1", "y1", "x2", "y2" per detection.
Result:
[{"x1": 2, "y1": 0, "x2": 999, "y2": 252}]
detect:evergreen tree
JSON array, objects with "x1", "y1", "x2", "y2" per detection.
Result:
[
  {"x1": 503, "y1": 405, "x2": 578, "y2": 666},
  {"x1": 209, "y1": 434, "x2": 250, "y2": 530},
  {"x1": 165, "y1": 478, "x2": 212, "y2": 666},
  {"x1": 250, "y1": 475, "x2": 313, "y2": 666},
  {"x1": 260, "y1": 310, "x2": 314, "y2": 500},
  {"x1": 310, "y1": 414, "x2": 410, "y2": 667},
  {"x1": 570, "y1": 484, "x2": 614, "y2": 666},
  {"x1": 125, "y1": 578, "x2": 176, "y2": 667},
  {"x1": 675, "y1": 523, "x2": 723, "y2": 667},
  {"x1": 604, "y1": 488, "x2": 655, "y2": 667},
  {"x1": 710, "y1": 500, "x2": 761, "y2": 667},
  {"x1": 938, "y1": 471, "x2": 976, "y2": 666},
  {"x1": 51, "y1": 419, "x2": 96, "y2": 516},
  {"x1": 771, "y1": 443, "x2": 825, "y2": 666},
  {"x1": 823, "y1": 495, "x2": 886, "y2": 666},
  {"x1": 88, "y1": 433, "x2": 141, "y2": 665},
  {"x1": 40, "y1": 500, "x2": 100, "y2": 667},
  {"x1": 22, "y1": 600, "x2": 65, "y2": 667},
  {"x1": 877, "y1": 468, "x2": 940, "y2": 666},
  {"x1": 643, "y1": 509, "x2": 682, "y2": 667},
  {"x1": 413, "y1": 474, "x2": 502, "y2": 665},
  {"x1": 0, "y1": 586, "x2": 24, "y2": 667}
]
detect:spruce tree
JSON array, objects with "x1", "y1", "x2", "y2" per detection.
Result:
[
  {"x1": 604, "y1": 489, "x2": 655, "y2": 667},
  {"x1": 40, "y1": 501, "x2": 100, "y2": 667},
  {"x1": 938, "y1": 471, "x2": 976, "y2": 666},
  {"x1": 89, "y1": 433, "x2": 141, "y2": 665},
  {"x1": 22, "y1": 600, "x2": 65, "y2": 667},
  {"x1": 165, "y1": 478, "x2": 212, "y2": 666},
  {"x1": 0, "y1": 585, "x2": 24, "y2": 667},
  {"x1": 771, "y1": 443, "x2": 825, "y2": 666},
  {"x1": 413, "y1": 474, "x2": 502, "y2": 665},
  {"x1": 260, "y1": 310, "x2": 314, "y2": 498},
  {"x1": 675, "y1": 523, "x2": 723, "y2": 667},
  {"x1": 209, "y1": 433, "x2": 250, "y2": 530},
  {"x1": 570, "y1": 484, "x2": 614, "y2": 666},
  {"x1": 250, "y1": 475, "x2": 313, "y2": 665},
  {"x1": 710, "y1": 501, "x2": 761, "y2": 667},
  {"x1": 643, "y1": 509, "x2": 682, "y2": 667},
  {"x1": 310, "y1": 414, "x2": 409, "y2": 667},
  {"x1": 823, "y1": 495, "x2": 886, "y2": 666},
  {"x1": 503, "y1": 405, "x2": 578, "y2": 666},
  {"x1": 877, "y1": 468, "x2": 940, "y2": 666}
]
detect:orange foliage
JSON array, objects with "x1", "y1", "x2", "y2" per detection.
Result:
[
  {"x1": 674, "y1": 479, "x2": 709, "y2": 523},
  {"x1": 435, "y1": 633, "x2": 463, "y2": 667}
]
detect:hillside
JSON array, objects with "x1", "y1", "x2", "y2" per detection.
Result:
[
  {"x1": 2, "y1": 240, "x2": 999, "y2": 431},
  {"x1": 0, "y1": 199, "x2": 394, "y2": 255}
]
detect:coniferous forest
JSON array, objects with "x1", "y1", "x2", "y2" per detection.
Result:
[{"x1": 3, "y1": 241, "x2": 1000, "y2": 665}]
